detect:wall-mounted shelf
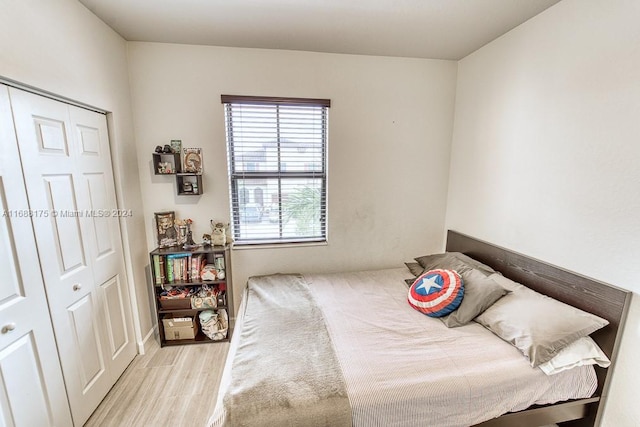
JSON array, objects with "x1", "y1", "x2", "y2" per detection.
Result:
[
  {"x1": 153, "y1": 153, "x2": 203, "y2": 195},
  {"x1": 153, "y1": 152, "x2": 181, "y2": 175},
  {"x1": 177, "y1": 173, "x2": 203, "y2": 195}
]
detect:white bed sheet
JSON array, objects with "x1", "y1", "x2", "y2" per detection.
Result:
[{"x1": 305, "y1": 268, "x2": 597, "y2": 427}]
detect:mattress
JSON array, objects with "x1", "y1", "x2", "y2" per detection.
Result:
[{"x1": 208, "y1": 267, "x2": 597, "y2": 427}]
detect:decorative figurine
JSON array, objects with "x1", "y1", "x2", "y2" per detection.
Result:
[
  {"x1": 210, "y1": 223, "x2": 226, "y2": 246},
  {"x1": 174, "y1": 218, "x2": 198, "y2": 249},
  {"x1": 158, "y1": 161, "x2": 171, "y2": 174},
  {"x1": 210, "y1": 220, "x2": 233, "y2": 244},
  {"x1": 183, "y1": 230, "x2": 197, "y2": 249}
]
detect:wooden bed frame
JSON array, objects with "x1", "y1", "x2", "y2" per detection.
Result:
[{"x1": 446, "y1": 230, "x2": 631, "y2": 427}]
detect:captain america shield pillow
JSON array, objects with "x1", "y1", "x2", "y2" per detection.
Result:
[{"x1": 408, "y1": 269, "x2": 464, "y2": 317}]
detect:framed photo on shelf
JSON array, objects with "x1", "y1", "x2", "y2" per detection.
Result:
[
  {"x1": 183, "y1": 148, "x2": 203, "y2": 174},
  {"x1": 155, "y1": 211, "x2": 178, "y2": 248},
  {"x1": 170, "y1": 139, "x2": 182, "y2": 154}
]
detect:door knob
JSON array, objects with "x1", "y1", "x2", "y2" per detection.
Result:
[
  {"x1": 1, "y1": 323, "x2": 16, "y2": 334},
  {"x1": 73, "y1": 284, "x2": 82, "y2": 291}
]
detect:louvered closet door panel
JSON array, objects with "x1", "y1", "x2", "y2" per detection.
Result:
[
  {"x1": 69, "y1": 105, "x2": 135, "y2": 377},
  {"x1": 0, "y1": 85, "x2": 72, "y2": 426},
  {"x1": 8, "y1": 88, "x2": 116, "y2": 426}
]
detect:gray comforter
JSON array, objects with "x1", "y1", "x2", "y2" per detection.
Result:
[{"x1": 220, "y1": 274, "x2": 351, "y2": 427}]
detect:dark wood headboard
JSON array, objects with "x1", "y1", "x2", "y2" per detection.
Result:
[{"x1": 446, "y1": 230, "x2": 631, "y2": 427}]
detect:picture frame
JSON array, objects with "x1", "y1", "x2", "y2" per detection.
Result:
[
  {"x1": 155, "y1": 211, "x2": 178, "y2": 248},
  {"x1": 170, "y1": 139, "x2": 182, "y2": 154},
  {"x1": 183, "y1": 147, "x2": 203, "y2": 174}
]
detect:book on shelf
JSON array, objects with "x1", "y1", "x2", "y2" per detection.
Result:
[
  {"x1": 214, "y1": 253, "x2": 225, "y2": 270},
  {"x1": 165, "y1": 253, "x2": 189, "y2": 283},
  {"x1": 159, "y1": 256, "x2": 165, "y2": 284},
  {"x1": 191, "y1": 253, "x2": 206, "y2": 281},
  {"x1": 153, "y1": 255, "x2": 162, "y2": 285},
  {"x1": 166, "y1": 257, "x2": 173, "y2": 283},
  {"x1": 156, "y1": 252, "x2": 220, "y2": 285}
]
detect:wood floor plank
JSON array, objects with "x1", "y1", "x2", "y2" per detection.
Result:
[{"x1": 85, "y1": 340, "x2": 229, "y2": 426}]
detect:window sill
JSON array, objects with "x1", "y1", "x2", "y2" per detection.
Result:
[{"x1": 231, "y1": 240, "x2": 328, "y2": 250}]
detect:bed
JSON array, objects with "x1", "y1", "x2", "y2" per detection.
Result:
[{"x1": 207, "y1": 231, "x2": 630, "y2": 427}]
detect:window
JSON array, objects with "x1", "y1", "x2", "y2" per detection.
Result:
[{"x1": 222, "y1": 95, "x2": 330, "y2": 245}]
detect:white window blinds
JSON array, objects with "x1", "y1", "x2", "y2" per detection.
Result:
[{"x1": 221, "y1": 95, "x2": 330, "y2": 245}]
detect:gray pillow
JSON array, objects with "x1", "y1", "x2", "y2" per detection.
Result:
[
  {"x1": 440, "y1": 269, "x2": 508, "y2": 328},
  {"x1": 414, "y1": 252, "x2": 496, "y2": 277},
  {"x1": 475, "y1": 274, "x2": 609, "y2": 367},
  {"x1": 404, "y1": 262, "x2": 424, "y2": 277}
]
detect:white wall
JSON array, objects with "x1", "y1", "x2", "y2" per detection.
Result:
[
  {"x1": 0, "y1": 0, "x2": 154, "y2": 347},
  {"x1": 448, "y1": 1, "x2": 640, "y2": 425},
  {"x1": 127, "y1": 43, "x2": 457, "y2": 307}
]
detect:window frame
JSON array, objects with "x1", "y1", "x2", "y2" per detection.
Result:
[{"x1": 221, "y1": 95, "x2": 330, "y2": 246}]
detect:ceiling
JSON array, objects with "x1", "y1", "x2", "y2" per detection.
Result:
[{"x1": 79, "y1": 0, "x2": 561, "y2": 60}]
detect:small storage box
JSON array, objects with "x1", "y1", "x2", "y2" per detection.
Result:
[
  {"x1": 162, "y1": 316, "x2": 197, "y2": 340},
  {"x1": 159, "y1": 297, "x2": 192, "y2": 310}
]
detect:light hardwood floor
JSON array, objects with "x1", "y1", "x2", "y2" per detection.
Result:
[{"x1": 85, "y1": 339, "x2": 229, "y2": 427}]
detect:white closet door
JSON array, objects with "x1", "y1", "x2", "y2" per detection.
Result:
[
  {"x1": 9, "y1": 87, "x2": 136, "y2": 426},
  {"x1": 0, "y1": 85, "x2": 72, "y2": 426},
  {"x1": 69, "y1": 105, "x2": 136, "y2": 379}
]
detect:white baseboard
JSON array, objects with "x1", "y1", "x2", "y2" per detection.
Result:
[{"x1": 137, "y1": 326, "x2": 157, "y2": 355}]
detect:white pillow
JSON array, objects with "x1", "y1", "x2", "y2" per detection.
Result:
[{"x1": 539, "y1": 336, "x2": 610, "y2": 375}]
